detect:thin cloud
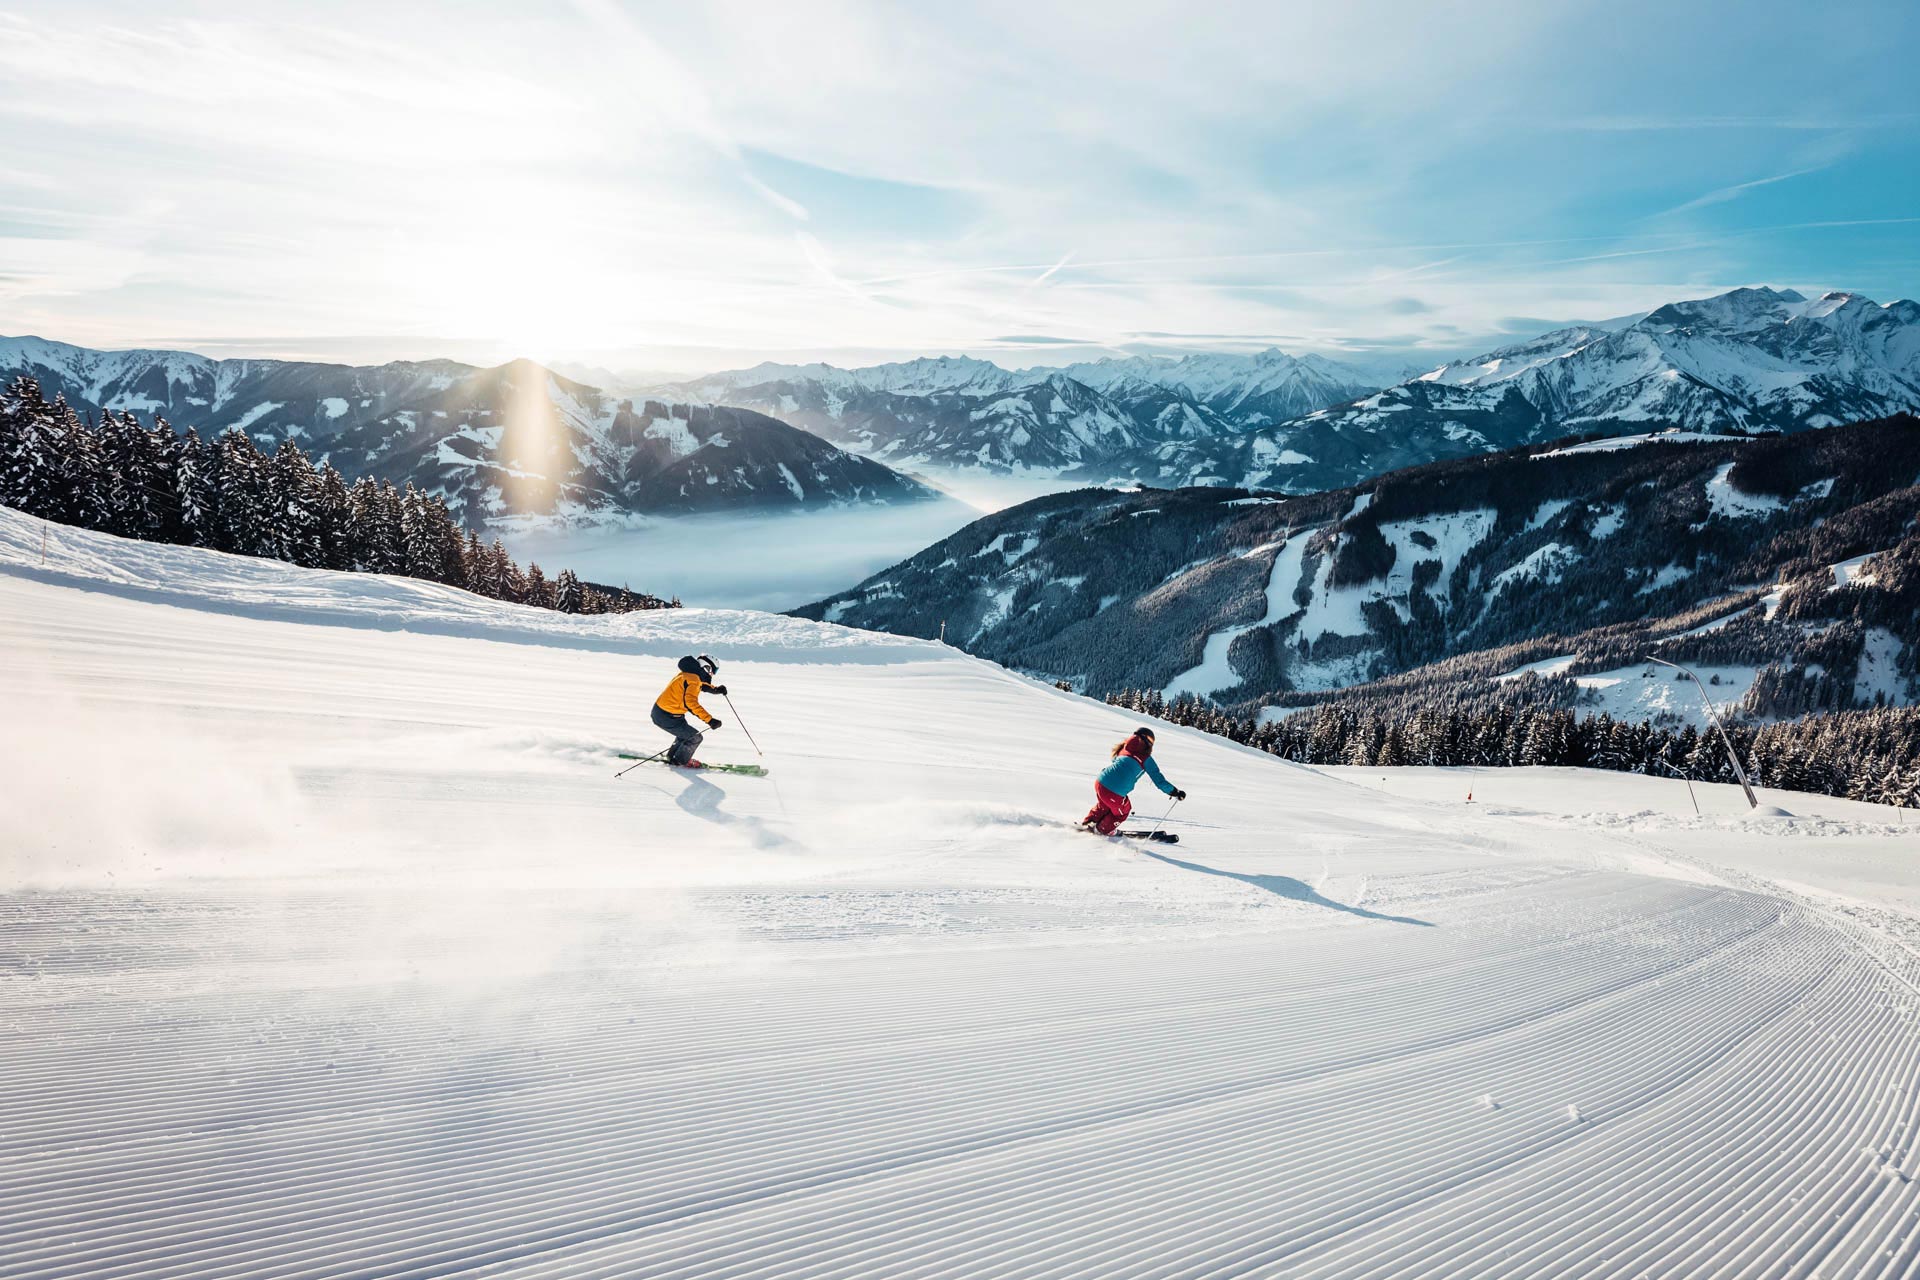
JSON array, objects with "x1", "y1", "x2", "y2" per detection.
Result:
[
  {"x1": 794, "y1": 231, "x2": 865, "y2": 299},
  {"x1": 1029, "y1": 251, "x2": 1074, "y2": 286},
  {"x1": 1657, "y1": 166, "x2": 1829, "y2": 218}
]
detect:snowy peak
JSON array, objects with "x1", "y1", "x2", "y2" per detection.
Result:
[
  {"x1": 0, "y1": 339, "x2": 936, "y2": 523},
  {"x1": 1642, "y1": 285, "x2": 1812, "y2": 334},
  {"x1": 655, "y1": 347, "x2": 1381, "y2": 481},
  {"x1": 1135, "y1": 284, "x2": 1920, "y2": 497},
  {"x1": 849, "y1": 354, "x2": 1017, "y2": 396}
]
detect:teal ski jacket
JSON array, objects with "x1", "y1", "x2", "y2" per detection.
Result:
[{"x1": 1098, "y1": 744, "x2": 1175, "y2": 797}]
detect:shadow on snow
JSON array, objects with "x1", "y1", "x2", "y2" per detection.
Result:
[
  {"x1": 672, "y1": 772, "x2": 793, "y2": 850},
  {"x1": 1143, "y1": 850, "x2": 1434, "y2": 927}
]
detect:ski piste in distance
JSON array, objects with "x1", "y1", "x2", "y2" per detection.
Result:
[{"x1": 615, "y1": 753, "x2": 769, "y2": 777}]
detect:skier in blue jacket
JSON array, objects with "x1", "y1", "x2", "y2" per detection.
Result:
[{"x1": 1082, "y1": 727, "x2": 1186, "y2": 835}]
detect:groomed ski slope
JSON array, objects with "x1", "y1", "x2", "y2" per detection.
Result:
[{"x1": 4, "y1": 507, "x2": 1920, "y2": 1280}]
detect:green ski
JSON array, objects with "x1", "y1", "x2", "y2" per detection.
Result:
[{"x1": 616, "y1": 753, "x2": 768, "y2": 777}]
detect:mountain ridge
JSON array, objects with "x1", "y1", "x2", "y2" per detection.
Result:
[
  {"x1": 655, "y1": 347, "x2": 1383, "y2": 484},
  {"x1": 1142, "y1": 286, "x2": 1920, "y2": 494},
  {"x1": 0, "y1": 337, "x2": 936, "y2": 525},
  {"x1": 794, "y1": 414, "x2": 1920, "y2": 722}
]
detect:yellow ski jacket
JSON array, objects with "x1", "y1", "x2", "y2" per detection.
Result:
[{"x1": 655, "y1": 658, "x2": 716, "y2": 723}]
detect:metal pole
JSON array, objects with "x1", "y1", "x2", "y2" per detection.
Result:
[
  {"x1": 1651, "y1": 755, "x2": 1701, "y2": 817},
  {"x1": 1648, "y1": 657, "x2": 1758, "y2": 809},
  {"x1": 723, "y1": 693, "x2": 764, "y2": 757},
  {"x1": 615, "y1": 746, "x2": 671, "y2": 778},
  {"x1": 1145, "y1": 797, "x2": 1180, "y2": 839}
]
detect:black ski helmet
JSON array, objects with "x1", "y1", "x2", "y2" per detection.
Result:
[
  {"x1": 696, "y1": 654, "x2": 719, "y2": 679},
  {"x1": 1135, "y1": 726, "x2": 1156, "y2": 741}
]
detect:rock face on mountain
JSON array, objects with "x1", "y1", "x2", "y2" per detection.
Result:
[
  {"x1": 661, "y1": 349, "x2": 1381, "y2": 482},
  {"x1": 0, "y1": 338, "x2": 935, "y2": 523},
  {"x1": 795, "y1": 415, "x2": 1920, "y2": 715},
  {"x1": 1143, "y1": 288, "x2": 1920, "y2": 493}
]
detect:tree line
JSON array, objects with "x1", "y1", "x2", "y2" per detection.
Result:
[
  {"x1": 1105, "y1": 686, "x2": 1920, "y2": 809},
  {"x1": 0, "y1": 376, "x2": 675, "y2": 614}
]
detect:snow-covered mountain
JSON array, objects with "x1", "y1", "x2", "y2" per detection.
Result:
[
  {"x1": 1063, "y1": 349, "x2": 1387, "y2": 427},
  {"x1": 799, "y1": 413, "x2": 1920, "y2": 714},
  {"x1": 660, "y1": 349, "x2": 1381, "y2": 482},
  {"x1": 1146, "y1": 287, "x2": 1920, "y2": 493},
  {"x1": 0, "y1": 337, "x2": 935, "y2": 523}
]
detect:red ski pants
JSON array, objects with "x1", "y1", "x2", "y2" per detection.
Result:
[{"x1": 1083, "y1": 783, "x2": 1131, "y2": 835}]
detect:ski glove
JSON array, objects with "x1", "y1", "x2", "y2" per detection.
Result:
[
  {"x1": 707, "y1": 717, "x2": 723, "y2": 730},
  {"x1": 708, "y1": 684, "x2": 729, "y2": 696},
  {"x1": 1171, "y1": 788, "x2": 1188, "y2": 801}
]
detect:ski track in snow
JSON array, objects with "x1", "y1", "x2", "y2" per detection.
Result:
[{"x1": 4, "y1": 509, "x2": 1920, "y2": 1279}]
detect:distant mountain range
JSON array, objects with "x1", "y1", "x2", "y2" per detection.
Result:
[
  {"x1": 663, "y1": 287, "x2": 1920, "y2": 494},
  {"x1": 795, "y1": 414, "x2": 1920, "y2": 722},
  {"x1": 653, "y1": 350, "x2": 1382, "y2": 482},
  {"x1": 1141, "y1": 287, "x2": 1920, "y2": 492},
  {"x1": 11, "y1": 284, "x2": 1917, "y2": 528},
  {"x1": 0, "y1": 338, "x2": 934, "y2": 524}
]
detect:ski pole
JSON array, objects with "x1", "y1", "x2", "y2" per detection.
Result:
[
  {"x1": 1145, "y1": 796, "x2": 1180, "y2": 840},
  {"x1": 723, "y1": 693, "x2": 764, "y2": 757},
  {"x1": 615, "y1": 746, "x2": 671, "y2": 778}
]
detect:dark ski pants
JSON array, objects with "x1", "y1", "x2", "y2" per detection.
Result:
[
  {"x1": 651, "y1": 704, "x2": 703, "y2": 765},
  {"x1": 1083, "y1": 783, "x2": 1131, "y2": 835}
]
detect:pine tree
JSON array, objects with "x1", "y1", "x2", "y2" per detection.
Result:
[
  {"x1": 0, "y1": 378, "x2": 57, "y2": 515},
  {"x1": 145, "y1": 418, "x2": 186, "y2": 542},
  {"x1": 366, "y1": 482, "x2": 407, "y2": 575},
  {"x1": 178, "y1": 427, "x2": 219, "y2": 548},
  {"x1": 49, "y1": 400, "x2": 108, "y2": 530},
  {"x1": 268, "y1": 440, "x2": 324, "y2": 567},
  {"x1": 554, "y1": 568, "x2": 584, "y2": 613},
  {"x1": 214, "y1": 429, "x2": 270, "y2": 555},
  {"x1": 425, "y1": 496, "x2": 467, "y2": 587},
  {"x1": 315, "y1": 465, "x2": 353, "y2": 571},
  {"x1": 523, "y1": 562, "x2": 553, "y2": 609}
]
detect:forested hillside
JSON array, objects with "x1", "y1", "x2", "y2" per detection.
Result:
[
  {"x1": 0, "y1": 376, "x2": 673, "y2": 614},
  {"x1": 800, "y1": 416, "x2": 1920, "y2": 718}
]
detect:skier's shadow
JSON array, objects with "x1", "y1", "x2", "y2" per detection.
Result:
[
  {"x1": 673, "y1": 773, "x2": 793, "y2": 850},
  {"x1": 1143, "y1": 851, "x2": 1433, "y2": 927}
]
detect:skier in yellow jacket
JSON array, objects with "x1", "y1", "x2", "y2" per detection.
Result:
[{"x1": 652, "y1": 654, "x2": 726, "y2": 767}]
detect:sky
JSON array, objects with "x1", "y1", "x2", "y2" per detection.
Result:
[{"x1": 2, "y1": 0, "x2": 1917, "y2": 379}]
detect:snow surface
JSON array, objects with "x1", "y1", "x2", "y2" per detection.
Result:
[
  {"x1": 1833, "y1": 551, "x2": 1880, "y2": 588},
  {"x1": 5, "y1": 508, "x2": 1920, "y2": 1279},
  {"x1": 1163, "y1": 535, "x2": 1307, "y2": 700},
  {"x1": 1576, "y1": 661, "x2": 1759, "y2": 725},
  {"x1": 1494, "y1": 654, "x2": 1757, "y2": 726},
  {"x1": 1488, "y1": 541, "x2": 1579, "y2": 596},
  {"x1": 1532, "y1": 431, "x2": 1724, "y2": 458},
  {"x1": 1854, "y1": 626, "x2": 1912, "y2": 705},
  {"x1": 1324, "y1": 765, "x2": 1920, "y2": 919},
  {"x1": 1705, "y1": 461, "x2": 1786, "y2": 519}
]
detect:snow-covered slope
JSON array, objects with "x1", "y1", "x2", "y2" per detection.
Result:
[
  {"x1": 1150, "y1": 287, "x2": 1920, "y2": 492},
  {"x1": 5, "y1": 508, "x2": 1919, "y2": 1278},
  {"x1": 0, "y1": 338, "x2": 936, "y2": 524}
]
